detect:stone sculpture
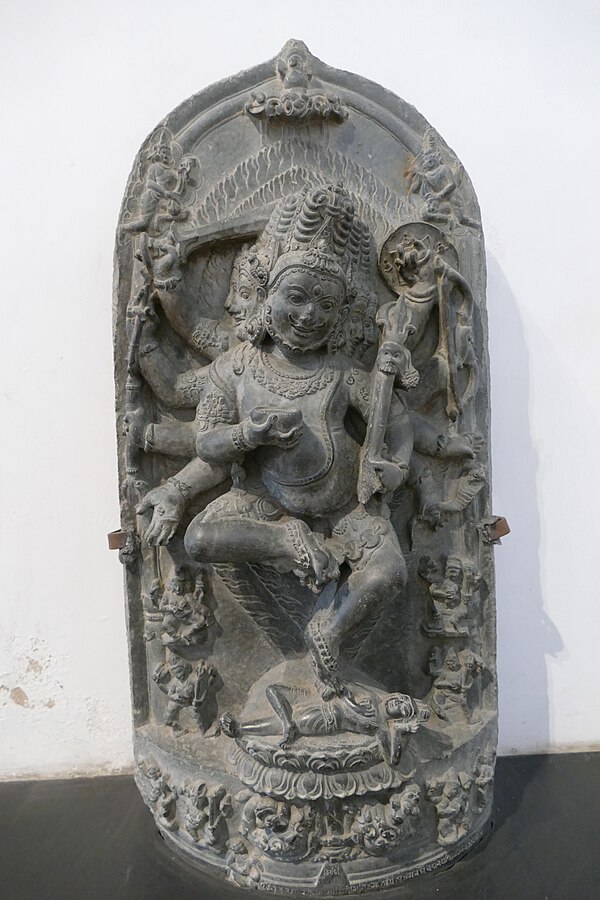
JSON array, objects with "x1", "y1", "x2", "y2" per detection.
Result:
[{"x1": 113, "y1": 40, "x2": 501, "y2": 894}]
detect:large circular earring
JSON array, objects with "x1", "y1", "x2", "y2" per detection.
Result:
[{"x1": 245, "y1": 304, "x2": 268, "y2": 345}]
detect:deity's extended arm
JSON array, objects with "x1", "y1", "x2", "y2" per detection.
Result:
[
  {"x1": 143, "y1": 421, "x2": 196, "y2": 457},
  {"x1": 384, "y1": 392, "x2": 414, "y2": 473},
  {"x1": 434, "y1": 258, "x2": 473, "y2": 312},
  {"x1": 139, "y1": 325, "x2": 208, "y2": 408},
  {"x1": 168, "y1": 457, "x2": 229, "y2": 498},
  {"x1": 138, "y1": 311, "x2": 209, "y2": 409},
  {"x1": 156, "y1": 285, "x2": 232, "y2": 359}
]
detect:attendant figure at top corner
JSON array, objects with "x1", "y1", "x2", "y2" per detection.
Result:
[
  {"x1": 406, "y1": 129, "x2": 479, "y2": 231},
  {"x1": 122, "y1": 127, "x2": 199, "y2": 236}
]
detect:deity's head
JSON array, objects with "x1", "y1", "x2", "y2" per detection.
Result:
[
  {"x1": 422, "y1": 149, "x2": 442, "y2": 171},
  {"x1": 168, "y1": 652, "x2": 192, "y2": 680},
  {"x1": 385, "y1": 693, "x2": 416, "y2": 720},
  {"x1": 265, "y1": 249, "x2": 347, "y2": 353},
  {"x1": 377, "y1": 340, "x2": 408, "y2": 376},
  {"x1": 225, "y1": 244, "x2": 269, "y2": 338},
  {"x1": 148, "y1": 130, "x2": 174, "y2": 167},
  {"x1": 445, "y1": 557, "x2": 463, "y2": 582},
  {"x1": 356, "y1": 810, "x2": 399, "y2": 856},
  {"x1": 345, "y1": 294, "x2": 368, "y2": 353},
  {"x1": 167, "y1": 574, "x2": 186, "y2": 596},
  {"x1": 254, "y1": 183, "x2": 360, "y2": 352},
  {"x1": 400, "y1": 784, "x2": 421, "y2": 813},
  {"x1": 444, "y1": 648, "x2": 461, "y2": 672}
]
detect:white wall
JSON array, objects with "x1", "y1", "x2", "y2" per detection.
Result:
[{"x1": 1, "y1": 0, "x2": 599, "y2": 778}]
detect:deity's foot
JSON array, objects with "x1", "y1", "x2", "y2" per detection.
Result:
[
  {"x1": 219, "y1": 712, "x2": 240, "y2": 738},
  {"x1": 280, "y1": 723, "x2": 300, "y2": 749},
  {"x1": 284, "y1": 521, "x2": 339, "y2": 593},
  {"x1": 440, "y1": 432, "x2": 484, "y2": 459}
]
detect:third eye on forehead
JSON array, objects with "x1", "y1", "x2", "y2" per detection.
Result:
[{"x1": 285, "y1": 283, "x2": 340, "y2": 304}]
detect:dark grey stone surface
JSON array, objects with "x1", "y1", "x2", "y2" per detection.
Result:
[{"x1": 113, "y1": 40, "x2": 500, "y2": 893}]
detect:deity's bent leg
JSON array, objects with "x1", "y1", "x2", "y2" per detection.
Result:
[
  {"x1": 184, "y1": 490, "x2": 337, "y2": 590},
  {"x1": 307, "y1": 513, "x2": 407, "y2": 692}
]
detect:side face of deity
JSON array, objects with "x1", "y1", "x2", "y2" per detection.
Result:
[{"x1": 225, "y1": 266, "x2": 263, "y2": 330}]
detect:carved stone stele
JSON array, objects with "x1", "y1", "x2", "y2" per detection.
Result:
[{"x1": 113, "y1": 40, "x2": 499, "y2": 894}]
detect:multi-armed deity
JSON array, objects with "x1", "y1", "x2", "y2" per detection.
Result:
[{"x1": 113, "y1": 41, "x2": 503, "y2": 895}]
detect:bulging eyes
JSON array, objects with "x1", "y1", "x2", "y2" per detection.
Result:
[{"x1": 287, "y1": 292, "x2": 304, "y2": 305}]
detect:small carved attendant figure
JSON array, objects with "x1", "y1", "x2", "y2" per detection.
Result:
[
  {"x1": 406, "y1": 130, "x2": 478, "y2": 231},
  {"x1": 227, "y1": 839, "x2": 263, "y2": 888},
  {"x1": 351, "y1": 780, "x2": 423, "y2": 857},
  {"x1": 159, "y1": 569, "x2": 213, "y2": 648},
  {"x1": 202, "y1": 785, "x2": 233, "y2": 853},
  {"x1": 140, "y1": 762, "x2": 178, "y2": 831},
  {"x1": 473, "y1": 749, "x2": 495, "y2": 811},
  {"x1": 122, "y1": 127, "x2": 198, "y2": 234},
  {"x1": 315, "y1": 800, "x2": 356, "y2": 862},
  {"x1": 240, "y1": 794, "x2": 318, "y2": 862},
  {"x1": 352, "y1": 805, "x2": 401, "y2": 857},
  {"x1": 245, "y1": 40, "x2": 348, "y2": 124},
  {"x1": 179, "y1": 780, "x2": 208, "y2": 841},
  {"x1": 419, "y1": 555, "x2": 469, "y2": 637},
  {"x1": 153, "y1": 653, "x2": 217, "y2": 733},
  {"x1": 146, "y1": 226, "x2": 183, "y2": 291},
  {"x1": 427, "y1": 647, "x2": 484, "y2": 723},
  {"x1": 389, "y1": 782, "x2": 422, "y2": 837},
  {"x1": 179, "y1": 781, "x2": 232, "y2": 852},
  {"x1": 426, "y1": 770, "x2": 472, "y2": 846}
]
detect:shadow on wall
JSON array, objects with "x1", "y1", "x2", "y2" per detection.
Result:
[{"x1": 486, "y1": 252, "x2": 562, "y2": 757}]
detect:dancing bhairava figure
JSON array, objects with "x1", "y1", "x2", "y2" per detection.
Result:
[{"x1": 173, "y1": 185, "x2": 414, "y2": 698}]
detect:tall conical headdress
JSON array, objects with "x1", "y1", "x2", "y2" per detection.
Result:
[{"x1": 265, "y1": 183, "x2": 356, "y2": 289}]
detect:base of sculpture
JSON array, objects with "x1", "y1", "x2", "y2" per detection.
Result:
[
  {"x1": 135, "y1": 662, "x2": 495, "y2": 894},
  {"x1": 157, "y1": 801, "x2": 492, "y2": 895}
]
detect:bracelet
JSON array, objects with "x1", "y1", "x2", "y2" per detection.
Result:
[
  {"x1": 167, "y1": 476, "x2": 192, "y2": 502},
  {"x1": 139, "y1": 341, "x2": 159, "y2": 357},
  {"x1": 231, "y1": 423, "x2": 254, "y2": 453}
]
